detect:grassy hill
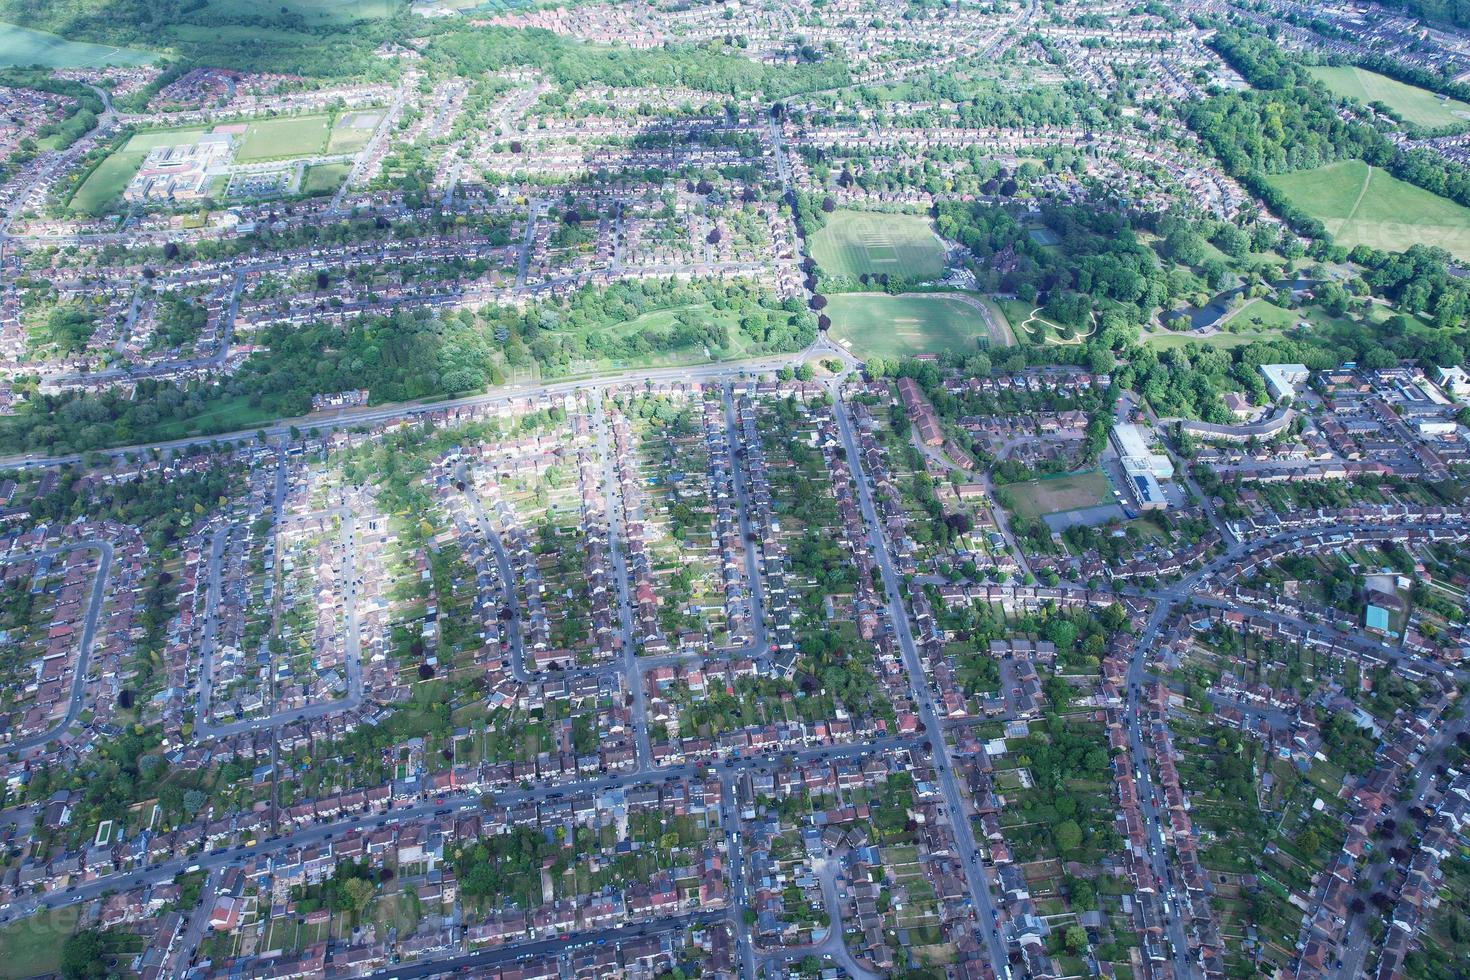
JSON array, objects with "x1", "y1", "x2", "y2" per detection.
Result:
[
  {"x1": 1265, "y1": 159, "x2": 1470, "y2": 262},
  {"x1": 1307, "y1": 65, "x2": 1470, "y2": 130},
  {"x1": 0, "y1": 20, "x2": 154, "y2": 67},
  {"x1": 0, "y1": 0, "x2": 403, "y2": 75}
]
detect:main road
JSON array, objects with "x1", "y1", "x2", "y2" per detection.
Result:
[
  {"x1": 0, "y1": 346, "x2": 827, "y2": 471},
  {"x1": 827, "y1": 376, "x2": 1014, "y2": 977}
]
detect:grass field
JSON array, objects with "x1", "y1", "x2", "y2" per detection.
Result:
[
  {"x1": 70, "y1": 150, "x2": 150, "y2": 215},
  {"x1": 1265, "y1": 160, "x2": 1470, "y2": 262},
  {"x1": 1145, "y1": 326, "x2": 1280, "y2": 350},
  {"x1": 303, "y1": 162, "x2": 351, "y2": 194},
  {"x1": 826, "y1": 292, "x2": 1009, "y2": 358},
  {"x1": 204, "y1": 0, "x2": 400, "y2": 22},
  {"x1": 1007, "y1": 470, "x2": 1112, "y2": 520},
  {"x1": 124, "y1": 127, "x2": 210, "y2": 153},
  {"x1": 236, "y1": 115, "x2": 332, "y2": 162},
  {"x1": 556, "y1": 302, "x2": 800, "y2": 377},
  {"x1": 996, "y1": 298, "x2": 1090, "y2": 345},
  {"x1": 809, "y1": 210, "x2": 949, "y2": 282},
  {"x1": 151, "y1": 396, "x2": 277, "y2": 439},
  {"x1": 0, "y1": 906, "x2": 79, "y2": 979},
  {"x1": 1307, "y1": 66, "x2": 1470, "y2": 130},
  {"x1": 0, "y1": 21, "x2": 154, "y2": 67}
]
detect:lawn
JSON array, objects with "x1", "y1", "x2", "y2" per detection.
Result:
[
  {"x1": 205, "y1": 0, "x2": 400, "y2": 21},
  {"x1": 0, "y1": 906, "x2": 80, "y2": 979},
  {"x1": 1006, "y1": 470, "x2": 1112, "y2": 520},
  {"x1": 0, "y1": 21, "x2": 154, "y2": 67},
  {"x1": 809, "y1": 209, "x2": 949, "y2": 282},
  {"x1": 1146, "y1": 328, "x2": 1279, "y2": 350},
  {"x1": 303, "y1": 162, "x2": 351, "y2": 194},
  {"x1": 827, "y1": 292, "x2": 1008, "y2": 358},
  {"x1": 1265, "y1": 159, "x2": 1470, "y2": 262},
  {"x1": 150, "y1": 395, "x2": 277, "y2": 439},
  {"x1": 124, "y1": 127, "x2": 210, "y2": 153},
  {"x1": 236, "y1": 114, "x2": 332, "y2": 163},
  {"x1": 1307, "y1": 66, "x2": 1470, "y2": 130},
  {"x1": 556, "y1": 302, "x2": 807, "y2": 377},
  {"x1": 995, "y1": 298, "x2": 1089, "y2": 345},
  {"x1": 70, "y1": 152, "x2": 144, "y2": 215}
]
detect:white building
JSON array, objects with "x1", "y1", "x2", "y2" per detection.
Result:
[
  {"x1": 1111, "y1": 423, "x2": 1173, "y2": 512},
  {"x1": 1436, "y1": 365, "x2": 1470, "y2": 397},
  {"x1": 1418, "y1": 420, "x2": 1458, "y2": 437},
  {"x1": 1260, "y1": 363, "x2": 1309, "y2": 401},
  {"x1": 1111, "y1": 423, "x2": 1173, "y2": 479}
]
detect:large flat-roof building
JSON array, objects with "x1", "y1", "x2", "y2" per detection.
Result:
[
  {"x1": 1260, "y1": 363, "x2": 1309, "y2": 402},
  {"x1": 1111, "y1": 422, "x2": 1172, "y2": 511},
  {"x1": 123, "y1": 134, "x2": 235, "y2": 203},
  {"x1": 1111, "y1": 423, "x2": 1173, "y2": 479}
]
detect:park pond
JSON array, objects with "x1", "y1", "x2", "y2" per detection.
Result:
[{"x1": 1173, "y1": 279, "x2": 1319, "y2": 330}]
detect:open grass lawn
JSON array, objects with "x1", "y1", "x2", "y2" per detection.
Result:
[
  {"x1": 0, "y1": 906, "x2": 80, "y2": 979},
  {"x1": 70, "y1": 151, "x2": 145, "y2": 215},
  {"x1": 150, "y1": 395, "x2": 277, "y2": 439},
  {"x1": 995, "y1": 297, "x2": 1087, "y2": 345},
  {"x1": 1308, "y1": 66, "x2": 1470, "y2": 130},
  {"x1": 827, "y1": 292, "x2": 1006, "y2": 358},
  {"x1": 125, "y1": 127, "x2": 210, "y2": 153},
  {"x1": 303, "y1": 162, "x2": 351, "y2": 194},
  {"x1": 204, "y1": 0, "x2": 400, "y2": 21},
  {"x1": 809, "y1": 210, "x2": 949, "y2": 281},
  {"x1": 1146, "y1": 325, "x2": 1282, "y2": 351},
  {"x1": 235, "y1": 114, "x2": 332, "y2": 163},
  {"x1": 1007, "y1": 470, "x2": 1112, "y2": 520},
  {"x1": 1265, "y1": 159, "x2": 1470, "y2": 262},
  {"x1": 0, "y1": 21, "x2": 154, "y2": 67},
  {"x1": 557, "y1": 302, "x2": 808, "y2": 377}
]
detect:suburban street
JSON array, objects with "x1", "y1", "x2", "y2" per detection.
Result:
[
  {"x1": 828, "y1": 377, "x2": 1015, "y2": 978},
  {"x1": 6, "y1": 539, "x2": 114, "y2": 754}
]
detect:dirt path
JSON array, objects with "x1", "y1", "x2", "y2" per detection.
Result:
[
  {"x1": 1019, "y1": 306, "x2": 1096, "y2": 345},
  {"x1": 1343, "y1": 164, "x2": 1374, "y2": 230}
]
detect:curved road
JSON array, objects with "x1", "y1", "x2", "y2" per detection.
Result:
[{"x1": 6, "y1": 539, "x2": 113, "y2": 755}]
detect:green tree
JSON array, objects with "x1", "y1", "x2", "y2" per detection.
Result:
[
  {"x1": 1053, "y1": 818, "x2": 1083, "y2": 854},
  {"x1": 61, "y1": 929, "x2": 109, "y2": 980},
  {"x1": 343, "y1": 876, "x2": 376, "y2": 921}
]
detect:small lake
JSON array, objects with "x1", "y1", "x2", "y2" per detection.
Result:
[{"x1": 1173, "y1": 279, "x2": 1320, "y2": 330}]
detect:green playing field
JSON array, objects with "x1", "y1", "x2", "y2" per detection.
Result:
[
  {"x1": 826, "y1": 292, "x2": 1010, "y2": 358},
  {"x1": 1307, "y1": 66, "x2": 1470, "y2": 131},
  {"x1": 1265, "y1": 159, "x2": 1470, "y2": 262},
  {"x1": 809, "y1": 210, "x2": 950, "y2": 282}
]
